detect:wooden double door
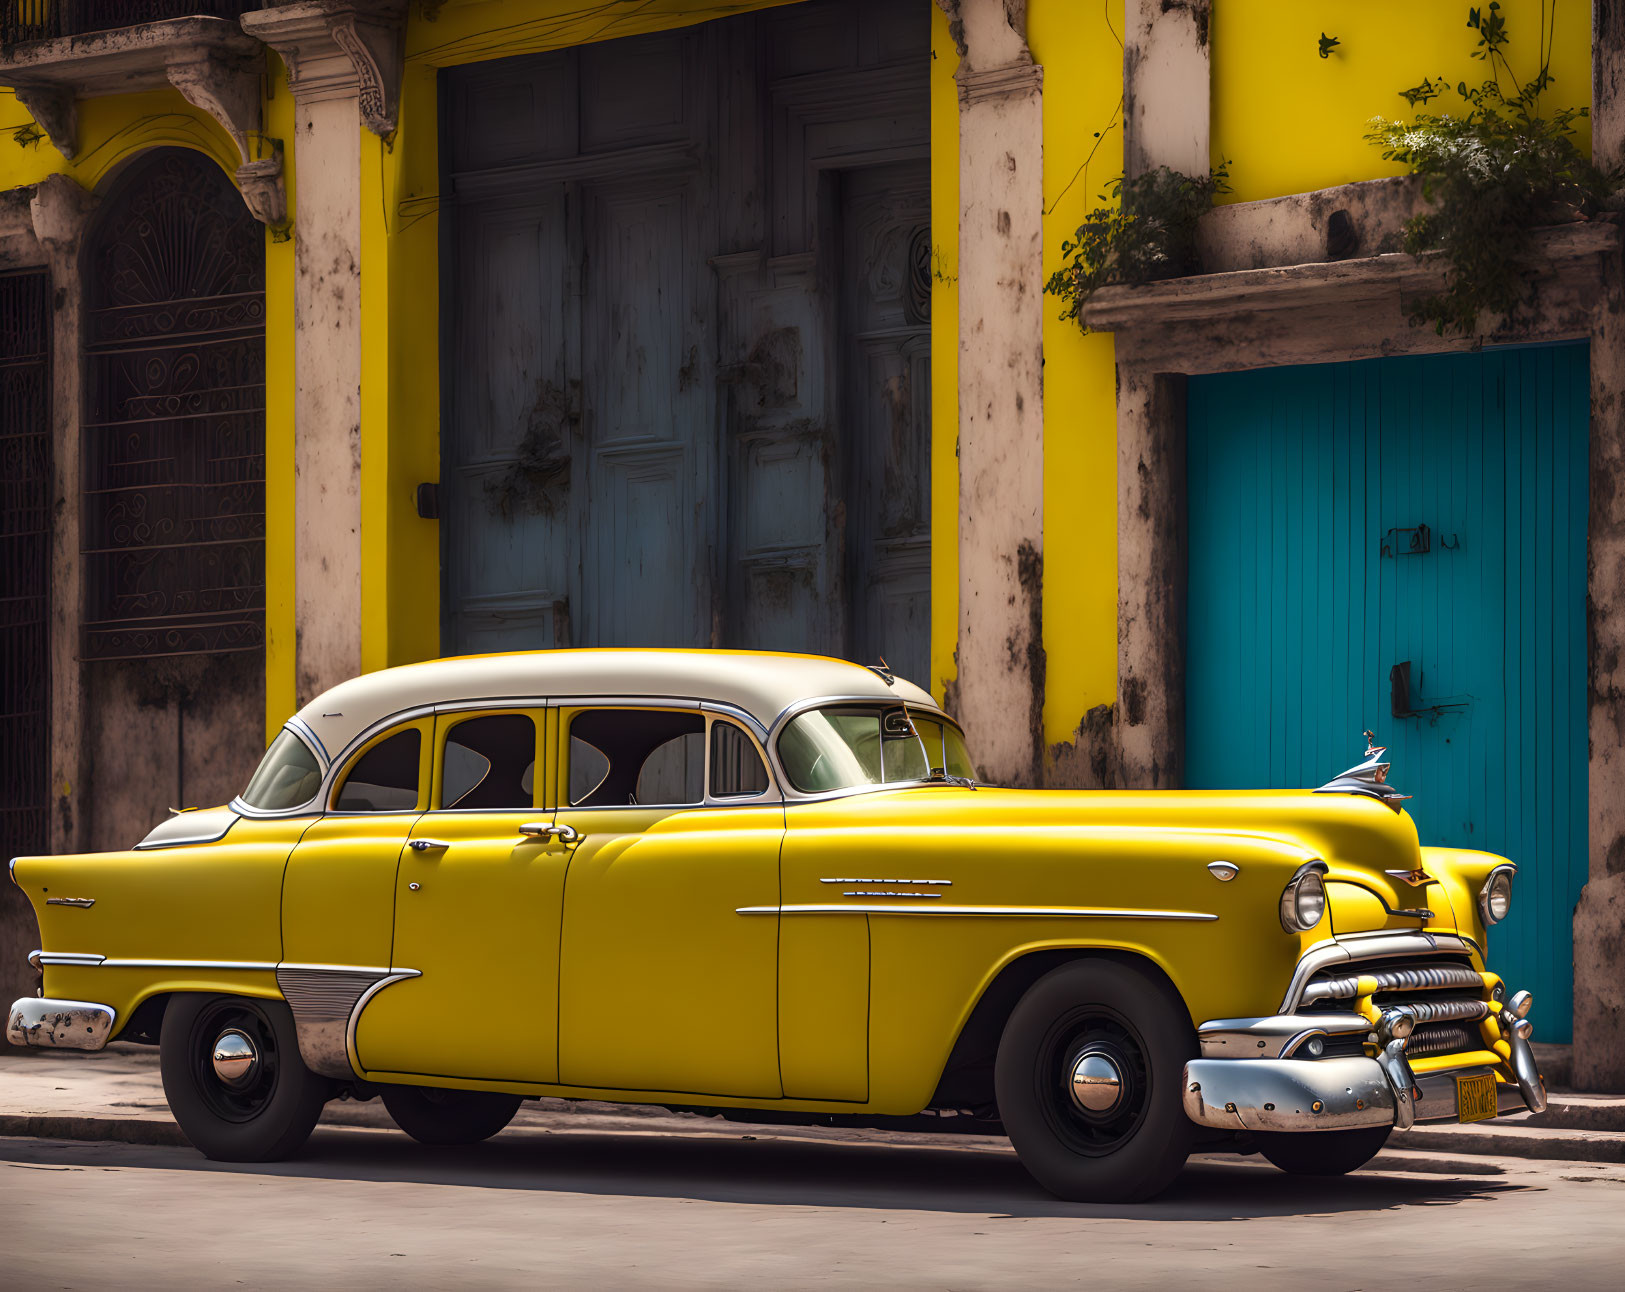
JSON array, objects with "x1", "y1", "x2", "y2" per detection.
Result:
[{"x1": 439, "y1": 0, "x2": 931, "y2": 682}]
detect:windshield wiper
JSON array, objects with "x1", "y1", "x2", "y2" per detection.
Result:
[{"x1": 921, "y1": 770, "x2": 977, "y2": 789}]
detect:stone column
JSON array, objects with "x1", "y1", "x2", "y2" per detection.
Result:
[
  {"x1": 29, "y1": 174, "x2": 96, "y2": 856},
  {"x1": 1122, "y1": 0, "x2": 1211, "y2": 182},
  {"x1": 935, "y1": 0, "x2": 1046, "y2": 787},
  {"x1": 241, "y1": 1, "x2": 403, "y2": 705},
  {"x1": 1572, "y1": 0, "x2": 1625, "y2": 1090},
  {"x1": 1107, "y1": 1, "x2": 1211, "y2": 789}
]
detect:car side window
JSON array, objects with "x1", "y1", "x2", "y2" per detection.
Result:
[
  {"x1": 440, "y1": 714, "x2": 537, "y2": 810},
  {"x1": 333, "y1": 729, "x2": 422, "y2": 813},
  {"x1": 567, "y1": 710, "x2": 704, "y2": 807},
  {"x1": 710, "y1": 720, "x2": 769, "y2": 797}
]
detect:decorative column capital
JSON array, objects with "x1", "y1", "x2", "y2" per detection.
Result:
[{"x1": 242, "y1": 1, "x2": 407, "y2": 136}]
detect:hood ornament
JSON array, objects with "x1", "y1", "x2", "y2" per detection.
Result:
[{"x1": 1313, "y1": 730, "x2": 1412, "y2": 812}]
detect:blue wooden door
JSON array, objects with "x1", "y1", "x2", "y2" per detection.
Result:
[{"x1": 1186, "y1": 344, "x2": 1589, "y2": 1040}]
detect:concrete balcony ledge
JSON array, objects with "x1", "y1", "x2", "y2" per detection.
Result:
[
  {"x1": 0, "y1": 15, "x2": 259, "y2": 97},
  {"x1": 0, "y1": 16, "x2": 285, "y2": 226},
  {"x1": 1082, "y1": 219, "x2": 1622, "y2": 373}
]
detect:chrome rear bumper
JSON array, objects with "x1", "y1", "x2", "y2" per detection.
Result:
[{"x1": 6, "y1": 997, "x2": 117, "y2": 1050}]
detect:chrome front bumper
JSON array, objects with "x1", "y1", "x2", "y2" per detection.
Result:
[
  {"x1": 6, "y1": 997, "x2": 117, "y2": 1051},
  {"x1": 1183, "y1": 1007, "x2": 1546, "y2": 1134}
]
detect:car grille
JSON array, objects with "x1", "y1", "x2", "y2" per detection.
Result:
[
  {"x1": 1406, "y1": 1020, "x2": 1479, "y2": 1058},
  {"x1": 1297, "y1": 954, "x2": 1491, "y2": 1064}
]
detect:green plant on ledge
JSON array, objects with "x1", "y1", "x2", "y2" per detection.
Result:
[
  {"x1": 1044, "y1": 163, "x2": 1231, "y2": 331},
  {"x1": 1367, "y1": 1, "x2": 1620, "y2": 337}
]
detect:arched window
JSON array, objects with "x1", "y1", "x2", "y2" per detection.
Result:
[{"x1": 81, "y1": 148, "x2": 265, "y2": 660}]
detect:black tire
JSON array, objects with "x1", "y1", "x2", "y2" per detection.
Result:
[
  {"x1": 995, "y1": 959, "x2": 1196, "y2": 1203},
  {"x1": 1255, "y1": 1126, "x2": 1392, "y2": 1176},
  {"x1": 380, "y1": 1084, "x2": 523, "y2": 1145},
  {"x1": 159, "y1": 993, "x2": 331, "y2": 1162}
]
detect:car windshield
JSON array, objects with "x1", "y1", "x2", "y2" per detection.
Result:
[
  {"x1": 777, "y1": 704, "x2": 976, "y2": 794},
  {"x1": 240, "y1": 728, "x2": 323, "y2": 810}
]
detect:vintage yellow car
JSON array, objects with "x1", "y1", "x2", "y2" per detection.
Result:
[{"x1": 7, "y1": 649, "x2": 1544, "y2": 1201}]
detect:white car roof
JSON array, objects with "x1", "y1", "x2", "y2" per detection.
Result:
[{"x1": 290, "y1": 648, "x2": 940, "y2": 764}]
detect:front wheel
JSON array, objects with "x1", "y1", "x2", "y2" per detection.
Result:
[
  {"x1": 160, "y1": 994, "x2": 331, "y2": 1161},
  {"x1": 1255, "y1": 1126, "x2": 1392, "y2": 1176},
  {"x1": 380, "y1": 1084, "x2": 523, "y2": 1145},
  {"x1": 995, "y1": 959, "x2": 1197, "y2": 1203}
]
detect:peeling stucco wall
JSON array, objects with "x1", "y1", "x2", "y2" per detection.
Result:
[
  {"x1": 937, "y1": 0, "x2": 1047, "y2": 787},
  {"x1": 292, "y1": 92, "x2": 365, "y2": 705},
  {"x1": 1122, "y1": 0, "x2": 1209, "y2": 182},
  {"x1": 1572, "y1": 0, "x2": 1625, "y2": 1091}
]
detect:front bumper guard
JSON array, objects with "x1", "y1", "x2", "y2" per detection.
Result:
[
  {"x1": 6, "y1": 997, "x2": 117, "y2": 1051},
  {"x1": 1183, "y1": 1002, "x2": 1546, "y2": 1134}
]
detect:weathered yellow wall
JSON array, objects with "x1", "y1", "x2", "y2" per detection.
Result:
[
  {"x1": 1213, "y1": 0, "x2": 1592, "y2": 203},
  {"x1": 6, "y1": 0, "x2": 1594, "y2": 747},
  {"x1": 1029, "y1": 0, "x2": 1125, "y2": 755},
  {"x1": 262, "y1": 61, "x2": 298, "y2": 740}
]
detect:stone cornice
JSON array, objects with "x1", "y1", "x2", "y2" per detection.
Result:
[{"x1": 241, "y1": 1, "x2": 405, "y2": 136}]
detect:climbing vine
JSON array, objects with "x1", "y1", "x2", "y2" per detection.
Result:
[
  {"x1": 1043, "y1": 163, "x2": 1231, "y2": 331},
  {"x1": 1367, "y1": 2, "x2": 1620, "y2": 336}
]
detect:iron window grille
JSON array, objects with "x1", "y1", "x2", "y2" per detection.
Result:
[{"x1": 81, "y1": 148, "x2": 266, "y2": 661}]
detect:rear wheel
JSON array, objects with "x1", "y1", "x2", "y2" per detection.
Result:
[
  {"x1": 380, "y1": 1084, "x2": 523, "y2": 1145},
  {"x1": 1255, "y1": 1126, "x2": 1392, "y2": 1175},
  {"x1": 995, "y1": 960, "x2": 1196, "y2": 1203},
  {"x1": 159, "y1": 994, "x2": 331, "y2": 1161}
]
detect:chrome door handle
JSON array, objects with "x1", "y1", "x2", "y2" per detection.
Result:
[
  {"x1": 408, "y1": 838, "x2": 451, "y2": 852},
  {"x1": 518, "y1": 822, "x2": 579, "y2": 843}
]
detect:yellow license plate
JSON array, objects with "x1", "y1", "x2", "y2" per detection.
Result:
[{"x1": 1456, "y1": 1072, "x2": 1499, "y2": 1123}]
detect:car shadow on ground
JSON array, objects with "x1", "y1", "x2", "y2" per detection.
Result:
[{"x1": 0, "y1": 1127, "x2": 1526, "y2": 1221}]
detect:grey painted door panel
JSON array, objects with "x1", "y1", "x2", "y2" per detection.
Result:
[{"x1": 442, "y1": 0, "x2": 929, "y2": 671}]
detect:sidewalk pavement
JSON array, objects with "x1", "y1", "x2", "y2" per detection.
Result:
[{"x1": 5, "y1": 1043, "x2": 1625, "y2": 1165}]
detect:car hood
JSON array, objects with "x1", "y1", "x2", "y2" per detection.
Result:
[{"x1": 834, "y1": 783, "x2": 1498, "y2": 938}]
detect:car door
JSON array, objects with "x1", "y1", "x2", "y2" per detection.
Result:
[
  {"x1": 279, "y1": 716, "x2": 433, "y2": 1073},
  {"x1": 554, "y1": 706, "x2": 783, "y2": 1098},
  {"x1": 351, "y1": 706, "x2": 567, "y2": 1083}
]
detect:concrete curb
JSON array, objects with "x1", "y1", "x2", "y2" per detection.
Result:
[
  {"x1": 1391, "y1": 1123, "x2": 1625, "y2": 1164},
  {"x1": 0, "y1": 1114, "x2": 189, "y2": 1148}
]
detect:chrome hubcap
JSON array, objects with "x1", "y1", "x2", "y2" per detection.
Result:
[
  {"x1": 211, "y1": 1028, "x2": 259, "y2": 1086},
  {"x1": 1068, "y1": 1048, "x2": 1123, "y2": 1114}
]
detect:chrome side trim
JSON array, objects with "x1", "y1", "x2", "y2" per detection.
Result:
[
  {"x1": 1278, "y1": 931, "x2": 1475, "y2": 1014},
  {"x1": 100, "y1": 958, "x2": 278, "y2": 972},
  {"x1": 818, "y1": 877, "x2": 950, "y2": 886},
  {"x1": 737, "y1": 904, "x2": 1218, "y2": 920},
  {"x1": 45, "y1": 897, "x2": 95, "y2": 908},
  {"x1": 30, "y1": 954, "x2": 397, "y2": 976},
  {"x1": 344, "y1": 970, "x2": 422, "y2": 1074},
  {"x1": 7, "y1": 997, "x2": 117, "y2": 1051},
  {"x1": 30, "y1": 951, "x2": 105, "y2": 968},
  {"x1": 277, "y1": 966, "x2": 390, "y2": 1079},
  {"x1": 842, "y1": 891, "x2": 941, "y2": 898}
]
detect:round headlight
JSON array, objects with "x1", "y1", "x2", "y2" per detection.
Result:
[
  {"x1": 1479, "y1": 866, "x2": 1515, "y2": 926},
  {"x1": 1279, "y1": 869, "x2": 1326, "y2": 934}
]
